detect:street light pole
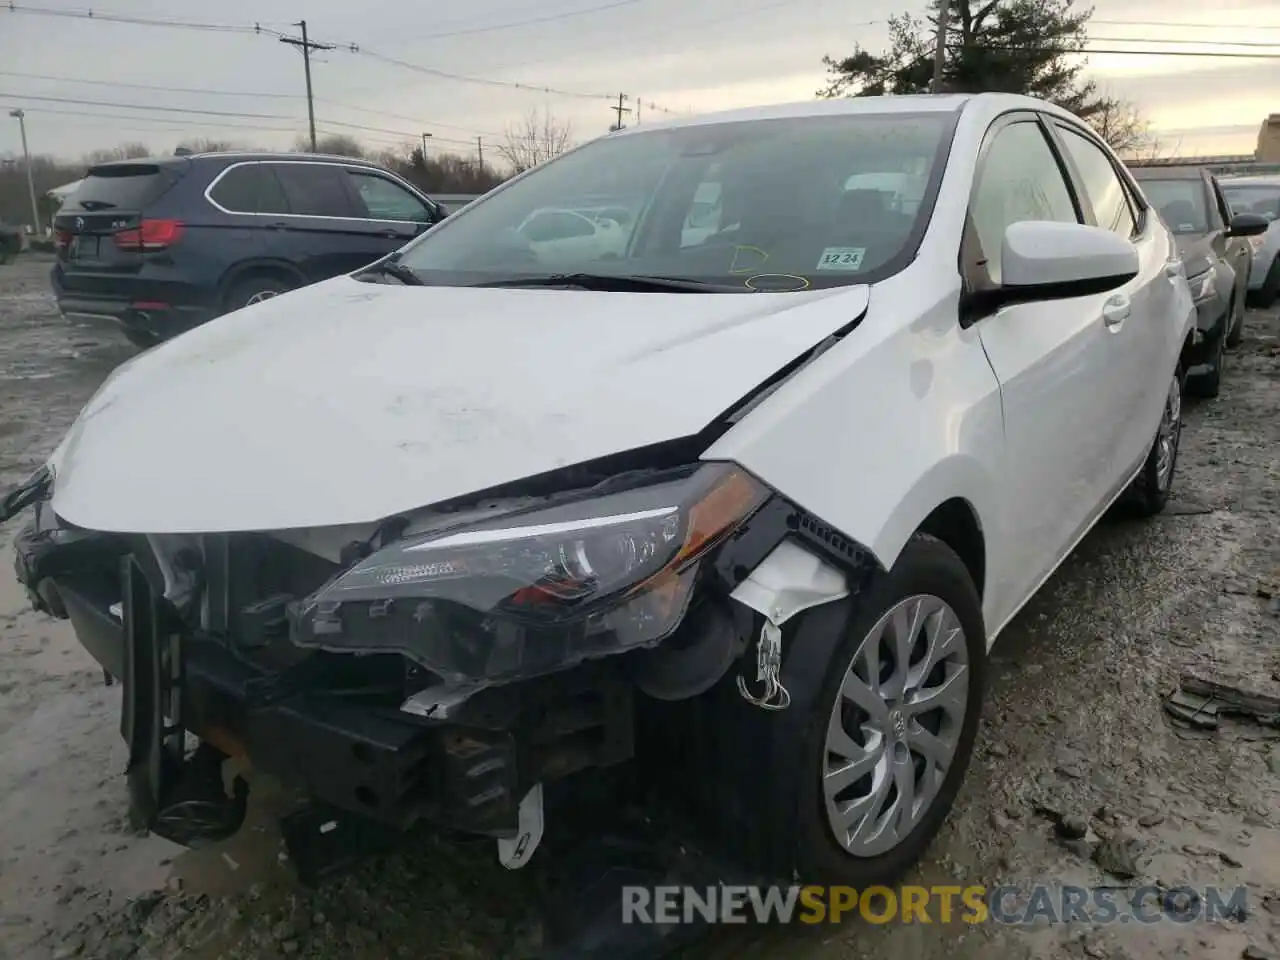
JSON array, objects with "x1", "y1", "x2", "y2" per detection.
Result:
[
  {"x1": 421, "y1": 132, "x2": 432, "y2": 159},
  {"x1": 9, "y1": 109, "x2": 41, "y2": 236}
]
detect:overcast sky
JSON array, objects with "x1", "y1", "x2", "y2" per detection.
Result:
[{"x1": 0, "y1": 0, "x2": 1275, "y2": 165}]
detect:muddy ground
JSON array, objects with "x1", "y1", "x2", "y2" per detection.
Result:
[{"x1": 1, "y1": 251, "x2": 1279, "y2": 960}]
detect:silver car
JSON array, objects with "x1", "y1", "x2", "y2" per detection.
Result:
[{"x1": 1220, "y1": 175, "x2": 1280, "y2": 308}]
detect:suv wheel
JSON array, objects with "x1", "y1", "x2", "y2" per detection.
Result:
[{"x1": 227, "y1": 275, "x2": 294, "y2": 313}]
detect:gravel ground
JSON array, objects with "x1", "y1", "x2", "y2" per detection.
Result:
[{"x1": 1, "y1": 251, "x2": 1279, "y2": 960}]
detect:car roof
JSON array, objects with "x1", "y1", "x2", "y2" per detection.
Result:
[
  {"x1": 607, "y1": 91, "x2": 1078, "y2": 135},
  {"x1": 85, "y1": 152, "x2": 387, "y2": 173},
  {"x1": 1219, "y1": 175, "x2": 1280, "y2": 187},
  {"x1": 1129, "y1": 166, "x2": 1207, "y2": 181}
]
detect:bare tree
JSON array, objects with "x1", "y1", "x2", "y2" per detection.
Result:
[
  {"x1": 83, "y1": 142, "x2": 152, "y2": 164},
  {"x1": 495, "y1": 108, "x2": 572, "y2": 174},
  {"x1": 295, "y1": 133, "x2": 365, "y2": 157},
  {"x1": 1088, "y1": 98, "x2": 1154, "y2": 157},
  {"x1": 174, "y1": 138, "x2": 246, "y2": 154}
]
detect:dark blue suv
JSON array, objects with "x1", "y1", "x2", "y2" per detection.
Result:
[{"x1": 52, "y1": 152, "x2": 447, "y2": 346}]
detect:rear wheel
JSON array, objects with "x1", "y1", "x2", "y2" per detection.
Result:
[
  {"x1": 1189, "y1": 331, "x2": 1223, "y2": 399},
  {"x1": 1124, "y1": 363, "x2": 1184, "y2": 518},
  {"x1": 792, "y1": 534, "x2": 986, "y2": 885},
  {"x1": 225, "y1": 274, "x2": 295, "y2": 313}
]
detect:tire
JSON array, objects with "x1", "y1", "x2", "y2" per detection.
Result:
[
  {"x1": 1188, "y1": 331, "x2": 1223, "y2": 399},
  {"x1": 225, "y1": 274, "x2": 294, "y2": 313},
  {"x1": 123, "y1": 329, "x2": 160, "y2": 350},
  {"x1": 790, "y1": 534, "x2": 986, "y2": 886},
  {"x1": 1225, "y1": 295, "x2": 1244, "y2": 348},
  {"x1": 1123, "y1": 362, "x2": 1184, "y2": 518}
]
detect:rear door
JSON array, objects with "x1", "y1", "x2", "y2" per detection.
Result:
[
  {"x1": 53, "y1": 162, "x2": 185, "y2": 296},
  {"x1": 265, "y1": 161, "x2": 372, "y2": 279},
  {"x1": 1051, "y1": 120, "x2": 1172, "y2": 482}
]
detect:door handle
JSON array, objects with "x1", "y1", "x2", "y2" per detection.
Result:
[
  {"x1": 265, "y1": 221, "x2": 288, "y2": 230},
  {"x1": 1102, "y1": 294, "x2": 1131, "y2": 329}
]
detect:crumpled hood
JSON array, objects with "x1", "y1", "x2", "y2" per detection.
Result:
[{"x1": 49, "y1": 275, "x2": 867, "y2": 533}]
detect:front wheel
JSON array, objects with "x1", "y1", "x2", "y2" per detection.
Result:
[
  {"x1": 792, "y1": 534, "x2": 986, "y2": 885},
  {"x1": 1225, "y1": 296, "x2": 1244, "y2": 348},
  {"x1": 1123, "y1": 363, "x2": 1184, "y2": 518}
]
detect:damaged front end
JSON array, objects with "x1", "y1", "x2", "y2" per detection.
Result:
[{"x1": 9, "y1": 453, "x2": 875, "y2": 891}]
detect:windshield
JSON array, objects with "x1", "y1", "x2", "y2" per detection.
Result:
[
  {"x1": 392, "y1": 112, "x2": 953, "y2": 291},
  {"x1": 1221, "y1": 183, "x2": 1280, "y2": 222},
  {"x1": 1139, "y1": 178, "x2": 1210, "y2": 234}
]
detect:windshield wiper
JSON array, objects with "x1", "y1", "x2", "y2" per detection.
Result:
[
  {"x1": 358, "y1": 257, "x2": 424, "y2": 286},
  {"x1": 474, "y1": 273, "x2": 737, "y2": 293}
]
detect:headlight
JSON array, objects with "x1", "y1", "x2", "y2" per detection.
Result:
[
  {"x1": 1189, "y1": 270, "x2": 1215, "y2": 302},
  {"x1": 289, "y1": 462, "x2": 770, "y2": 684}
]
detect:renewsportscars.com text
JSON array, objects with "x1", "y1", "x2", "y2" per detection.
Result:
[{"x1": 622, "y1": 884, "x2": 1248, "y2": 926}]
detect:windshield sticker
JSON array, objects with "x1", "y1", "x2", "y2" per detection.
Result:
[
  {"x1": 729, "y1": 244, "x2": 769, "y2": 274},
  {"x1": 816, "y1": 247, "x2": 866, "y2": 271}
]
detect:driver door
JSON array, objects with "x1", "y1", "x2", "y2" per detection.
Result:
[{"x1": 965, "y1": 115, "x2": 1123, "y2": 612}]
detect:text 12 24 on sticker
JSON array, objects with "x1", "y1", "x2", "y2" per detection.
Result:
[{"x1": 816, "y1": 247, "x2": 866, "y2": 271}]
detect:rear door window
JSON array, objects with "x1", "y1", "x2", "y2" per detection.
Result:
[
  {"x1": 272, "y1": 163, "x2": 356, "y2": 218},
  {"x1": 63, "y1": 164, "x2": 178, "y2": 212},
  {"x1": 208, "y1": 164, "x2": 290, "y2": 215}
]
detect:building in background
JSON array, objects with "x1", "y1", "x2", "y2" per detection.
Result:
[{"x1": 1257, "y1": 115, "x2": 1280, "y2": 164}]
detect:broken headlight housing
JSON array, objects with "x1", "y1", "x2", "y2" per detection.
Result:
[{"x1": 289, "y1": 462, "x2": 769, "y2": 684}]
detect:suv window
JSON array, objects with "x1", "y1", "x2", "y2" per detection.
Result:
[
  {"x1": 1057, "y1": 127, "x2": 1136, "y2": 238},
  {"x1": 64, "y1": 164, "x2": 178, "y2": 212},
  {"x1": 346, "y1": 170, "x2": 431, "y2": 222},
  {"x1": 208, "y1": 164, "x2": 290, "y2": 215},
  {"x1": 969, "y1": 120, "x2": 1079, "y2": 285},
  {"x1": 273, "y1": 163, "x2": 354, "y2": 218}
]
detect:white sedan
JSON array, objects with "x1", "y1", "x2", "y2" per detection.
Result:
[{"x1": 5, "y1": 91, "x2": 1195, "y2": 890}]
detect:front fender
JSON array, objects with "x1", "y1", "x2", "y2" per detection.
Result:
[{"x1": 703, "y1": 272, "x2": 1003, "y2": 599}]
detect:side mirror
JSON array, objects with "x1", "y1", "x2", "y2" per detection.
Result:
[
  {"x1": 1226, "y1": 211, "x2": 1269, "y2": 238},
  {"x1": 963, "y1": 221, "x2": 1138, "y2": 322}
]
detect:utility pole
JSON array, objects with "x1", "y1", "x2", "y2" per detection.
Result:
[
  {"x1": 421, "y1": 131, "x2": 433, "y2": 160},
  {"x1": 931, "y1": 0, "x2": 950, "y2": 93},
  {"x1": 280, "y1": 20, "x2": 333, "y2": 152},
  {"x1": 610, "y1": 93, "x2": 631, "y2": 132},
  {"x1": 476, "y1": 136, "x2": 484, "y2": 170},
  {"x1": 8, "y1": 109, "x2": 40, "y2": 236},
  {"x1": 635, "y1": 100, "x2": 642, "y2": 125}
]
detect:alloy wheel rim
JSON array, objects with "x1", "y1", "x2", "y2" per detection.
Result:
[
  {"x1": 822, "y1": 594, "x2": 970, "y2": 857},
  {"x1": 245, "y1": 290, "x2": 279, "y2": 305},
  {"x1": 1155, "y1": 372, "x2": 1182, "y2": 490}
]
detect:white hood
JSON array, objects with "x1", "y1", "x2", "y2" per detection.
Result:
[{"x1": 50, "y1": 276, "x2": 868, "y2": 533}]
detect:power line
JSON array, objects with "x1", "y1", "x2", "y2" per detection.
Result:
[
  {"x1": 0, "y1": 69, "x2": 302, "y2": 99},
  {"x1": 0, "y1": 103, "x2": 304, "y2": 136},
  {"x1": 3, "y1": 2, "x2": 292, "y2": 37},
  {"x1": 0, "y1": 70, "x2": 500, "y2": 137},
  {"x1": 3, "y1": 3, "x2": 690, "y2": 115},
  {"x1": 1085, "y1": 36, "x2": 1280, "y2": 48},
  {"x1": 0, "y1": 91, "x2": 483, "y2": 147},
  {"x1": 961, "y1": 45, "x2": 1280, "y2": 59},
  {"x1": 1092, "y1": 18, "x2": 1280, "y2": 30},
  {"x1": 381, "y1": 0, "x2": 652, "y2": 43}
]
